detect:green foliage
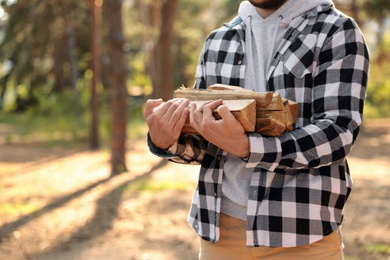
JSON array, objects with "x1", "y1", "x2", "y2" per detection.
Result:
[
  {"x1": 124, "y1": 0, "x2": 241, "y2": 91},
  {"x1": 173, "y1": 0, "x2": 240, "y2": 88},
  {"x1": 1, "y1": 89, "x2": 92, "y2": 146},
  {"x1": 365, "y1": 66, "x2": 390, "y2": 118},
  {"x1": 0, "y1": 201, "x2": 41, "y2": 218},
  {"x1": 1, "y1": 0, "x2": 390, "y2": 120},
  {"x1": 364, "y1": 243, "x2": 390, "y2": 254},
  {"x1": 129, "y1": 52, "x2": 152, "y2": 90},
  {"x1": 0, "y1": 87, "x2": 147, "y2": 147},
  {"x1": 0, "y1": 0, "x2": 91, "y2": 111},
  {"x1": 124, "y1": 177, "x2": 189, "y2": 193},
  {"x1": 362, "y1": 0, "x2": 390, "y2": 21},
  {"x1": 364, "y1": 31, "x2": 390, "y2": 118}
]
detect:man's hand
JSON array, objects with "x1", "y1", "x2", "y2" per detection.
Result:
[
  {"x1": 189, "y1": 99, "x2": 249, "y2": 158},
  {"x1": 144, "y1": 98, "x2": 190, "y2": 150}
]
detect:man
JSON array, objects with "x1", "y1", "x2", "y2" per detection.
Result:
[{"x1": 144, "y1": 0, "x2": 369, "y2": 259}]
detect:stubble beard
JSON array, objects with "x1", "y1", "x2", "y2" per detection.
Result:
[{"x1": 248, "y1": 0, "x2": 287, "y2": 10}]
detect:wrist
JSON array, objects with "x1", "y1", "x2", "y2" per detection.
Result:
[
  {"x1": 148, "y1": 132, "x2": 173, "y2": 150},
  {"x1": 234, "y1": 133, "x2": 250, "y2": 158},
  {"x1": 242, "y1": 133, "x2": 250, "y2": 156}
]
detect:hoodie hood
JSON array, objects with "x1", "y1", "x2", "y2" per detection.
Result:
[
  {"x1": 237, "y1": 0, "x2": 333, "y2": 91},
  {"x1": 238, "y1": 0, "x2": 333, "y2": 26}
]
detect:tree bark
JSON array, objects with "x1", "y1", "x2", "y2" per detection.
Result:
[
  {"x1": 62, "y1": 1, "x2": 78, "y2": 91},
  {"x1": 89, "y1": 0, "x2": 102, "y2": 149},
  {"x1": 105, "y1": 0, "x2": 128, "y2": 175},
  {"x1": 350, "y1": 0, "x2": 362, "y2": 27},
  {"x1": 148, "y1": 0, "x2": 179, "y2": 101},
  {"x1": 53, "y1": 37, "x2": 66, "y2": 92}
]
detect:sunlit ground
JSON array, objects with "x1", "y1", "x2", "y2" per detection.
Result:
[{"x1": 0, "y1": 119, "x2": 389, "y2": 260}]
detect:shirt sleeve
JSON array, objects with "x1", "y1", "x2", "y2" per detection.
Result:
[
  {"x1": 146, "y1": 133, "x2": 179, "y2": 159},
  {"x1": 147, "y1": 132, "x2": 208, "y2": 165},
  {"x1": 244, "y1": 18, "x2": 370, "y2": 172}
]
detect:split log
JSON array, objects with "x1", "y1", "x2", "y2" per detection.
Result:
[
  {"x1": 208, "y1": 84, "x2": 254, "y2": 92},
  {"x1": 182, "y1": 99, "x2": 257, "y2": 133},
  {"x1": 174, "y1": 84, "x2": 299, "y2": 136},
  {"x1": 256, "y1": 117, "x2": 286, "y2": 137},
  {"x1": 286, "y1": 99, "x2": 299, "y2": 123},
  {"x1": 258, "y1": 93, "x2": 284, "y2": 111},
  {"x1": 174, "y1": 85, "x2": 273, "y2": 109},
  {"x1": 283, "y1": 101, "x2": 293, "y2": 131}
]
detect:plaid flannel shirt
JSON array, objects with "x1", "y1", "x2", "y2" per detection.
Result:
[{"x1": 148, "y1": 4, "x2": 369, "y2": 247}]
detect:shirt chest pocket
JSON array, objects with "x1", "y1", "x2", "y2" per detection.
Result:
[{"x1": 282, "y1": 34, "x2": 318, "y2": 79}]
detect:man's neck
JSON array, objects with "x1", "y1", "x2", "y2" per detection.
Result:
[
  {"x1": 254, "y1": 0, "x2": 288, "y2": 18},
  {"x1": 255, "y1": 8, "x2": 274, "y2": 18}
]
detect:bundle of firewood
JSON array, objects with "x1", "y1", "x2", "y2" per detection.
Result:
[{"x1": 173, "y1": 84, "x2": 298, "y2": 137}]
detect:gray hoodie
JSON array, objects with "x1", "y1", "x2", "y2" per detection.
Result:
[
  {"x1": 221, "y1": 0, "x2": 334, "y2": 221},
  {"x1": 239, "y1": 0, "x2": 333, "y2": 91}
]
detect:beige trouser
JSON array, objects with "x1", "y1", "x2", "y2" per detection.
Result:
[{"x1": 199, "y1": 213, "x2": 344, "y2": 260}]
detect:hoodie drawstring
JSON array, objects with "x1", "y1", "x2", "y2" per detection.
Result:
[
  {"x1": 266, "y1": 15, "x2": 283, "y2": 73},
  {"x1": 245, "y1": 14, "x2": 284, "y2": 91},
  {"x1": 245, "y1": 15, "x2": 259, "y2": 92}
]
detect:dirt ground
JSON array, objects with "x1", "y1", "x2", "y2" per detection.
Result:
[{"x1": 0, "y1": 119, "x2": 390, "y2": 260}]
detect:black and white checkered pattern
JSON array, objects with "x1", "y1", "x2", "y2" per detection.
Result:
[{"x1": 150, "y1": 4, "x2": 369, "y2": 247}]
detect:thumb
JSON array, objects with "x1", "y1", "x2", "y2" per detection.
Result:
[{"x1": 144, "y1": 99, "x2": 163, "y2": 118}]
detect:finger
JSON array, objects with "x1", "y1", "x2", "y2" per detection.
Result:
[
  {"x1": 189, "y1": 102, "x2": 197, "y2": 120},
  {"x1": 203, "y1": 99, "x2": 223, "y2": 118},
  {"x1": 198, "y1": 100, "x2": 218, "y2": 109},
  {"x1": 167, "y1": 99, "x2": 190, "y2": 126},
  {"x1": 151, "y1": 98, "x2": 182, "y2": 118},
  {"x1": 172, "y1": 105, "x2": 190, "y2": 133},
  {"x1": 144, "y1": 99, "x2": 163, "y2": 118},
  {"x1": 189, "y1": 102, "x2": 202, "y2": 130},
  {"x1": 217, "y1": 105, "x2": 236, "y2": 122},
  {"x1": 164, "y1": 99, "x2": 186, "y2": 123},
  {"x1": 210, "y1": 99, "x2": 224, "y2": 108}
]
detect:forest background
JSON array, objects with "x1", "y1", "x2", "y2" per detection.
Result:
[
  {"x1": 0, "y1": 0, "x2": 389, "y2": 172},
  {"x1": 0, "y1": 0, "x2": 390, "y2": 259}
]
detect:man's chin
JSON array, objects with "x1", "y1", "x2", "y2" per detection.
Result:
[{"x1": 248, "y1": 0, "x2": 287, "y2": 10}]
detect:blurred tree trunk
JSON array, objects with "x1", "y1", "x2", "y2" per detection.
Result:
[
  {"x1": 53, "y1": 37, "x2": 67, "y2": 92},
  {"x1": 148, "y1": 0, "x2": 178, "y2": 100},
  {"x1": 89, "y1": 0, "x2": 102, "y2": 149},
  {"x1": 105, "y1": 0, "x2": 128, "y2": 175},
  {"x1": 52, "y1": 0, "x2": 79, "y2": 93},
  {"x1": 362, "y1": 0, "x2": 390, "y2": 63},
  {"x1": 63, "y1": 8, "x2": 78, "y2": 91},
  {"x1": 350, "y1": 0, "x2": 361, "y2": 27}
]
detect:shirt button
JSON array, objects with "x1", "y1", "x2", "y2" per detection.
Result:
[
  {"x1": 237, "y1": 60, "x2": 243, "y2": 65},
  {"x1": 214, "y1": 193, "x2": 218, "y2": 197}
]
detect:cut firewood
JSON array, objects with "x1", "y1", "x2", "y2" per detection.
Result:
[
  {"x1": 208, "y1": 84, "x2": 255, "y2": 92},
  {"x1": 283, "y1": 100, "x2": 293, "y2": 131},
  {"x1": 256, "y1": 116, "x2": 286, "y2": 137},
  {"x1": 286, "y1": 99, "x2": 299, "y2": 123},
  {"x1": 174, "y1": 85, "x2": 273, "y2": 109},
  {"x1": 174, "y1": 85, "x2": 299, "y2": 136},
  {"x1": 257, "y1": 93, "x2": 284, "y2": 111},
  {"x1": 255, "y1": 110, "x2": 288, "y2": 136},
  {"x1": 181, "y1": 123, "x2": 197, "y2": 134},
  {"x1": 182, "y1": 99, "x2": 257, "y2": 133}
]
